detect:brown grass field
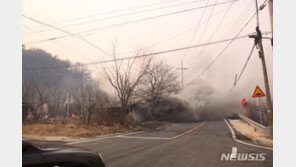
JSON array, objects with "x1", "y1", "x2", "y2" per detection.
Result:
[{"x1": 22, "y1": 122, "x2": 142, "y2": 141}]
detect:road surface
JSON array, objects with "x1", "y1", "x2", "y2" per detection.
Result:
[{"x1": 69, "y1": 119, "x2": 272, "y2": 167}]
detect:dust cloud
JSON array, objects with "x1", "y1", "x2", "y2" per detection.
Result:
[{"x1": 172, "y1": 79, "x2": 247, "y2": 121}]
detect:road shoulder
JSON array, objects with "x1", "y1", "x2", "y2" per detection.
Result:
[{"x1": 229, "y1": 119, "x2": 273, "y2": 147}]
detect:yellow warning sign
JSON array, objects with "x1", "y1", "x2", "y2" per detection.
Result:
[{"x1": 252, "y1": 85, "x2": 265, "y2": 98}]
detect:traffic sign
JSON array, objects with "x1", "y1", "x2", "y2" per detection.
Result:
[{"x1": 252, "y1": 86, "x2": 265, "y2": 98}]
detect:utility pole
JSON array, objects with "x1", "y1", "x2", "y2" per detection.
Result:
[
  {"x1": 177, "y1": 61, "x2": 188, "y2": 88},
  {"x1": 66, "y1": 99, "x2": 69, "y2": 136},
  {"x1": 257, "y1": 35, "x2": 273, "y2": 127},
  {"x1": 267, "y1": 0, "x2": 273, "y2": 35},
  {"x1": 65, "y1": 91, "x2": 72, "y2": 136},
  {"x1": 250, "y1": 0, "x2": 273, "y2": 129}
]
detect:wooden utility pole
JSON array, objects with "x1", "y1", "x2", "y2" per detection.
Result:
[
  {"x1": 257, "y1": 37, "x2": 273, "y2": 127},
  {"x1": 252, "y1": 0, "x2": 273, "y2": 127},
  {"x1": 65, "y1": 91, "x2": 72, "y2": 136},
  {"x1": 177, "y1": 61, "x2": 188, "y2": 88},
  {"x1": 267, "y1": 0, "x2": 273, "y2": 35}
]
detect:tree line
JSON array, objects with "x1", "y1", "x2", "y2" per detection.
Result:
[{"x1": 22, "y1": 46, "x2": 181, "y2": 126}]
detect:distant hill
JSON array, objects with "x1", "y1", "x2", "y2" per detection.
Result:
[{"x1": 22, "y1": 46, "x2": 91, "y2": 89}]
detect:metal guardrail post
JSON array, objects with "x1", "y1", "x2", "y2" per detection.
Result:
[{"x1": 237, "y1": 113, "x2": 272, "y2": 138}]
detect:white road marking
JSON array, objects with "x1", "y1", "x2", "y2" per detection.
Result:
[
  {"x1": 230, "y1": 147, "x2": 237, "y2": 159},
  {"x1": 116, "y1": 136, "x2": 170, "y2": 140},
  {"x1": 116, "y1": 131, "x2": 144, "y2": 136},
  {"x1": 224, "y1": 119, "x2": 237, "y2": 139},
  {"x1": 67, "y1": 131, "x2": 143, "y2": 144},
  {"x1": 69, "y1": 122, "x2": 204, "y2": 143},
  {"x1": 223, "y1": 119, "x2": 273, "y2": 150}
]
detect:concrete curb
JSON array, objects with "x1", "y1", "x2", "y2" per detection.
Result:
[
  {"x1": 228, "y1": 119, "x2": 273, "y2": 148},
  {"x1": 224, "y1": 119, "x2": 273, "y2": 150},
  {"x1": 253, "y1": 138, "x2": 273, "y2": 147}
]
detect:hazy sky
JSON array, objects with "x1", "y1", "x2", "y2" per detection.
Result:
[{"x1": 22, "y1": 0, "x2": 273, "y2": 101}]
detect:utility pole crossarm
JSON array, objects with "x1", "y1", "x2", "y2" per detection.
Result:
[{"x1": 177, "y1": 61, "x2": 188, "y2": 88}]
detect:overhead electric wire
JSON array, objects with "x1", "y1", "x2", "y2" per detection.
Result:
[
  {"x1": 186, "y1": 0, "x2": 257, "y2": 76},
  {"x1": 185, "y1": 9, "x2": 261, "y2": 86},
  {"x1": 181, "y1": 0, "x2": 210, "y2": 61},
  {"x1": 189, "y1": 0, "x2": 259, "y2": 71},
  {"x1": 230, "y1": 44, "x2": 256, "y2": 91},
  {"x1": 24, "y1": 0, "x2": 238, "y2": 45},
  {"x1": 22, "y1": 23, "x2": 32, "y2": 30},
  {"x1": 184, "y1": 0, "x2": 219, "y2": 64},
  {"x1": 24, "y1": 0, "x2": 208, "y2": 35},
  {"x1": 23, "y1": 15, "x2": 112, "y2": 57},
  {"x1": 23, "y1": 23, "x2": 108, "y2": 75},
  {"x1": 195, "y1": 0, "x2": 264, "y2": 72},
  {"x1": 194, "y1": 0, "x2": 218, "y2": 45},
  {"x1": 221, "y1": 0, "x2": 255, "y2": 39},
  {"x1": 23, "y1": 16, "x2": 110, "y2": 77},
  {"x1": 23, "y1": 32, "x2": 272, "y2": 71},
  {"x1": 23, "y1": 23, "x2": 94, "y2": 62},
  {"x1": 187, "y1": 0, "x2": 234, "y2": 67},
  {"x1": 113, "y1": 5, "x2": 232, "y2": 56},
  {"x1": 29, "y1": 0, "x2": 184, "y2": 29}
]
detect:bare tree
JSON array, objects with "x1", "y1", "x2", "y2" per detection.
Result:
[
  {"x1": 48, "y1": 84, "x2": 63, "y2": 121},
  {"x1": 22, "y1": 78, "x2": 49, "y2": 122},
  {"x1": 101, "y1": 45, "x2": 151, "y2": 125},
  {"x1": 71, "y1": 81, "x2": 104, "y2": 125},
  {"x1": 22, "y1": 78, "x2": 32, "y2": 122},
  {"x1": 136, "y1": 61, "x2": 180, "y2": 121}
]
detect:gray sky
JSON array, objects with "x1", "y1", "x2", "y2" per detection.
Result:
[{"x1": 22, "y1": 0, "x2": 273, "y2": 103}]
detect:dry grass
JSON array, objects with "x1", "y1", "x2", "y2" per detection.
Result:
[{"x1": 22, "y1": 122, "x2": 142, "y2": 141}]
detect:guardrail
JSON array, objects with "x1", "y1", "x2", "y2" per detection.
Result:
[
  {"x1": 235, "y1": 113, "x2": 272, "y2": 137},
  {"x1": 237, "y1": 113, "x2": 266, "y2": 132}
]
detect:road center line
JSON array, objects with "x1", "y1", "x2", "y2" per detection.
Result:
[
  {"x1": 69, "y1": 122, "x2": 206, "y2": 143},
  {"x1": 118, "y1": 121, "x2": 206, "y2": 140},
  {"x1": 169, "y1": 121, "x2": 206, "y2": 140}
]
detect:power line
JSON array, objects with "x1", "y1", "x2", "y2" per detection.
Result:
[
  {"x1": 24, "y1": 22, "x2": 113, "y2": 78},
  {"x1": 185, "y1": 0, "x2": 257, "y2": 78},
  {"x1": 222, "y1": 0, "x2": 255, "y2": 39},
  {"x1": 187, "y1": 0, "x2": 260, "y2": 76},
  {"x1": 181, "y1": 0, "x2": 209, "y2": 61},
  {"x1": 187, "y1": 0, "x2": 234, "y2": 67},
  {"x1": 117, "y1": 5, "x2": 232, "y2": 56},
  {"x1": 23, "y1": 32, "x2": 271, "y2": 71},
  {"x1": 28, "y1": 0, "x2": 184, "y2": 29},
  {"x1": 23, "y1": 23, "x2": 97, "y2": 62},
  {"x1": 23, "y1": 0, "x2": 238, "y2": 45},
  {"x1": 195, "y1": 0, "x2": 218, "y2": 45},
  {"x1": 184, "y1": 0, "x2": 219, "y2": 63},
  {"x1": 22, "y1": 15, "x2": 112, "y2": 57},
  {"x1": 24, "y1": 0, "x2": 208, "y2": 35},
  {"x1": 22, "y1": 2, "x2": 230, "y2": 76},
  {"x1": 230, "y1": 44, "x2": 256, "y2": 91},
  {"x1": 185, "y1": 10, "x2": 263, "y2": 86},
  {"x1": 191, "y1": 0, "x2": 265, "y2": 75}
]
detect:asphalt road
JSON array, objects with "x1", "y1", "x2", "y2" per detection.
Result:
[{"x1": 69, "y1": 119, "x2": 273, "y2": 167}]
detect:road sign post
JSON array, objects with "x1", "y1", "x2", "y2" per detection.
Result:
[{"x1": 65, "y1": 91, "x2": 73, "y2": 136}]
